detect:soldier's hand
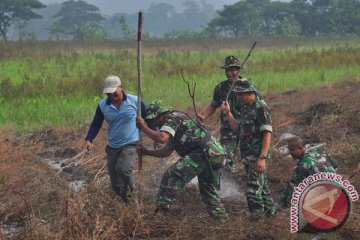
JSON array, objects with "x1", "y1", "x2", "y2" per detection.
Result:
[
  {"x1": 136, "y1": 143, "x2": 147, "y2": 156},
  {"x1": 136, "y1": 117, "x2": 146, "y2": 130},
  {"x1": 257, "y1": 159, "x2": 266, "y2": 173},
  {"x1": 220, "y1": 101, "x2": 230, "y2": 114},
  {"x1": 196, "y1": 114, "x2": 205, "y2": 122}
]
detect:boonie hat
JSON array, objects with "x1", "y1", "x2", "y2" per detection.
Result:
[
  {"x1": 220, "y1": 55, "x2": 243, "y2": 69},
  {"x1": 103, "y1": 75, "x2": 121, "y2": 94},
  {"x1": 145, "y1": 100, "x2": 171, "y2": 120},
  {"x1": 232, "y1": 80, "x2": 256, "y2": 93}
]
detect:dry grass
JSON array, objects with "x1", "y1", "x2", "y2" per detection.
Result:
[
  {"x1": 1, "y1": 79, "x2": 360, "y2": 239},
  {"x1": 2, "y1": 36, "x2": 352, "y2": 57}
]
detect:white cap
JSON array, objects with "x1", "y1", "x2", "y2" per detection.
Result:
[{"x1": 103, "y1": 75, "x2": 121, "y2": 94}]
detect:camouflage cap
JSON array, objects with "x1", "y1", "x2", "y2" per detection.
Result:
[
  {"x1": 145, "y1": 100, "x2": 171, "y2": 120},
  {"x1": 232, "y1": 80, "x2": 256, "y2": 93},
  {"x1": 220, "y1": 55, "x2": 243, "y2": 69}
]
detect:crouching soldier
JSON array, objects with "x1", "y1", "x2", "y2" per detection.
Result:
[
  {"x1": 221, "y1": 81, "x2": 276, "y2": 216},
  {"x1": 280, "y1": 136, "x2": 338, "y2": 207},
  {"x1": 136, "y1": 100, "x2": 229, "y2": 222}
]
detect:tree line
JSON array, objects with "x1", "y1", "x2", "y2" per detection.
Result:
[
  {"x1": 0, "y1": 0, "x2": 359, "y2": 42},
  {"x1": 208, "y1": 0, "x2": 360, "y2": 37}
]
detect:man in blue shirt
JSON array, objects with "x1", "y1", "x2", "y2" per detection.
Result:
[{"x1": 84, "y1": 75, "x2": 146, "y2": 203}]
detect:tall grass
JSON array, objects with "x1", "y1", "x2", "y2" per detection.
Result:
[
  {"x1": 1, "y1": 37, "x2": 359, "y2": 132},
  {"x1": 0, "y1": 96, "x2": 99, "y2": 132}
]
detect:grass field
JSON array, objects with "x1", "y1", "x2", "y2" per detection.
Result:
[
  {"x1": 1, "y1": 37, "x2": 360, "y2": 239},
  {"x1": 1, "y1": 37, "x2": 359, "y2": 132}
]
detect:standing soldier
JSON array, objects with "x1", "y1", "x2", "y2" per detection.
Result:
[
  {"x1": 221, "y1": 81, "x2": 276, "y2": 216},
  {"x1": 280, "y1": 136, "x2": 338, "y2": 207},
  {"x1": 136, "y1": 100, "x2": 229, "y2": 222},
  {"x1": 197, "y1": 55, "x2": 260, "y2": 171}
]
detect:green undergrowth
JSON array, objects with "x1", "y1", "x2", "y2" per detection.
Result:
[{"x1": 1, "y1": 38, "x2": 360, "y2": 133}]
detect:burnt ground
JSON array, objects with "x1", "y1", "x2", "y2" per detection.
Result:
[{"x1": 0, "y1": 79, "x2": 359, "y2": 239}]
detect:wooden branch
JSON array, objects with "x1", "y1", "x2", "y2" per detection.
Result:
[
  {"x1": 180, "y1": 68, "x2": 198, "y2": 117},
  {"x1": 61, "y1": 149, "x2": 87, "y2": 167},
  {"x1": 93, "y1": 160, "x2": 107, "y2": 183}
]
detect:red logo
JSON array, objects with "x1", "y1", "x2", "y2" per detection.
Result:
[{"x1": 299, "y1": 181, "x2": 351, "y2": 232}]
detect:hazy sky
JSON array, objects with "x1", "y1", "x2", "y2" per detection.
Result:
[{"x1": 39, "y1": 0, "x2": 289, "y2": 15}]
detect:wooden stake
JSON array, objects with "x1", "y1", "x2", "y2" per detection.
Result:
[{"x1": 137, "y1": 12, "x2": 143, "y2": 171}]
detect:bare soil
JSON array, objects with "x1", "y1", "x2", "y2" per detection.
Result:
[{"x1": 1, "y1": 79, "x2": 359, "y2": 239}]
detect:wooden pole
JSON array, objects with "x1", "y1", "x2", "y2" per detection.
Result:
[{"x1": 137, "y1": 12, "x2": 143, "y2": 171}]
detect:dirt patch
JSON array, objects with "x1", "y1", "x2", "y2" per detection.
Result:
[
  {"x1": 299, "y1": 100, "x2": 341, "y2": 125},
  {"x1": 1, "y1": 79, "x2": 359, "y2": 239}
]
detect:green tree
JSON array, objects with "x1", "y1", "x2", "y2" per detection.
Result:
[
  {"x1": 289, "y1": 0, "x2": 321, "y2": 35},
  {"x1": 47, "y1": 21, "x2": 67, "y2": 40},
  {"x1": 147, "y1": 3, "x2": 176, "y2": 35},
  {"x1": 0, "y1": 0, "x2": 45, "y2": 42},
  {"x1": 289, "y1": 0, "x2": 360, "y2": 36},
  {"x1": 206, "y1": 0, "x2": 360, "y2": 37},
  {"x1": 326, "y1": 0, "x2": 360, "y2": 35},
  {"x1": 15, "y1": 20, "x2": 29, "y2": 41},
  {"x1": 52, "y1": 0, "x2": 105, "y2": 40},
  {"x1": 207, "y1": 3, "x2": 245, "y2": 37},
  {"x1": 207, "y1": 0, "x2": 268, "y2": 37},
  {"x1": 102, "y1": 1, "x2": 215, "y2": 39},
  {"x1": 261, "y1": 2, "x2": 300, "y2": 36},
  {"x1": 27, "y1": 3, "x2": 61, "y2": 40},
  {"x1": 118, "y1": 15, "x2": 134, "y2": 40}
]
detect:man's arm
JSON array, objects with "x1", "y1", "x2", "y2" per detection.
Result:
[
  {"x1": 198, "y1": 82, "x2": 224, "y2": 121},
  {"x1": 197, "y1": 103, "x2": 216, "y2": 121},
  {"x1": 138, "y1": 143, "x2": 173, "y2": 158},
  {"x1": 256, "y1": 103, "x2": 273, "y2": 173},
  {"x1": 136, "y1": 117, "x2": 171, "y2": 144},
  {"x1": 84, "y1": 105, "x2": 104, "y2": 150},
  {"x1": 260, "y1": 131, "x2": 271, "y2": 157},
  {"x1": 221, "y1": 101, "x2": 239, "y2": 133},
  {"x1": 257, "y1": 131, "x2": 272, "y2": 173}
]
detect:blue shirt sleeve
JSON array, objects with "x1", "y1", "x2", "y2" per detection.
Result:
[{"x1": 85, "y1": 105, "x2": 104, "y2": 142}]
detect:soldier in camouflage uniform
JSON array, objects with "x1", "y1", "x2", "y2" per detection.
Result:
[
  {"x1": 136, "y1": 100, "x2": 229, "y2": 221},
  {"x1": 221, "y1": 81, "x2": 276, "y2": 215},
  {"x1": 280, "y1": 136, "x2": 338, "y2": 207},
  {"x1": 198, "y1": 55, "x2": 260, "y2": 170}
]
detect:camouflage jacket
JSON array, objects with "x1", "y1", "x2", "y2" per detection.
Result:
[
  {"x1": 211, "y1": 78, "x2": 260, "y2": 139},
  {"x1": 160, "y1": 111, "x2": 225, "y2": 157},
  {"x1": 236, "y1": 96, "x2": 272, "y2": 157},
  {"x1": 290, "y1": 148, "x2": 337, "y2": 186}
]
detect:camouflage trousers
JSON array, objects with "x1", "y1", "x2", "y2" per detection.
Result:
[
  {"x1": 156, "y1": 152, "x2": 228, "y2": 219},
  {"x1": 280, "y1": 183, "x2": 296, "y2": 207},
  {"x1": 243, "y1": 155, "x2": 276, "y2": 215},
  {"x1": 220, "y1": 134, "x2": 239, "y2": 167}
]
